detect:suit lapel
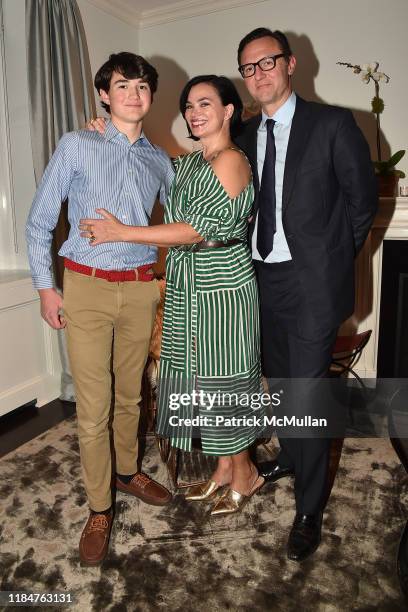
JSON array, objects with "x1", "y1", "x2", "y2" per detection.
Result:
[{"x1": 282, "y1": 96, "x2": 314, "y2": 214}]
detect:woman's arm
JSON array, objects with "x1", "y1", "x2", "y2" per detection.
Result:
[{"x1": 79, "y1": 209, "x2": 202, "y2": 247}]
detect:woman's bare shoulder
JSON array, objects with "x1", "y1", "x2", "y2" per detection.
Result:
[{"x1": 210, "y1": 148, "x2": 251, "y2": 198}]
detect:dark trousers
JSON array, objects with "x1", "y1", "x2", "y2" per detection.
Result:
[{"x1": 255, "y1": 260, "x2": 338, "y2": 515}]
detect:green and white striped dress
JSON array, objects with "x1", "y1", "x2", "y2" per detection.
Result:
[{"x1": 156, "y1": 150, "x2": 263, "y2": 455}]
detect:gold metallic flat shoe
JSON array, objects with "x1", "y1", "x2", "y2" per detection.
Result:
[
  {"x1": 184, "y1": 479, "x2": 226, "y2": 501},
  {"x1": 210, "y1": 476, "x2": 264, "y2": 516}
]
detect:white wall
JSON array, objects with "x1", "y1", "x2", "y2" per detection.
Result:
[
  {"x1": 77, "y1": 0, "x2": 140, "y2": 113},
  {"x1": 140, "y1": 0, "x2": 408, "y2": 176}
]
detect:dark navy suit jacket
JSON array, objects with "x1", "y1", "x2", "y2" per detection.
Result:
[{"x1": 234, "y1": 95, "x2": 378, "y2": 331}]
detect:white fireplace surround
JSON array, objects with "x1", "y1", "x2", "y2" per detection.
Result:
[{"x1": 346, "y1": 196, "x2": 408, "y2": 379}]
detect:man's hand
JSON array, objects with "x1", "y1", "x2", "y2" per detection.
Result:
[
  {"x1": 85, "y1": 117, "x2": 107, "y2": 135},
  {"x1": 38, "y1": 288, "x2": 66, "y2": 329}
]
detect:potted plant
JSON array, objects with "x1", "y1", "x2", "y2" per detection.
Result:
[
  {"x1": 373, "y1": 149, "x2": 406, "y2": 196},
  {"x1": 337, "y1": 61, "x2": 405, "y2": 196}
]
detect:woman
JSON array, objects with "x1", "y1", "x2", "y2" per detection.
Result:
[{"x1": 80, "y1": 75, "x2": 264, "y2": 515}]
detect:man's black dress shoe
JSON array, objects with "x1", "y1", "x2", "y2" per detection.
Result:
[
  {"x1": 287, "y1": 513, "x2": 322, "y2": 562},
  {"x1": 258, "y1": 460, "x2": 294, "y2": 483}
]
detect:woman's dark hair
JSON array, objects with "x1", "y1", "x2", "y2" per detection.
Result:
[
  {"x1": 94, "y1": 52, "x2": 158, "y2": 113},
  {"x1": 237, "y1": 28, "x2": 293, "y2": 65},
  {"x1": 179, "y1": 75, "x2": 243, "y2": 141}
]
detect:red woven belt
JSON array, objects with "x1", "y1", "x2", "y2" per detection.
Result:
[{"x1": 64, "y1": 258, "x2": 154, "y2": 282}]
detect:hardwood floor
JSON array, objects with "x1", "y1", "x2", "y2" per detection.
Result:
[{"x1": 0, "y1": 399, "x2": 76, "y2": 458}]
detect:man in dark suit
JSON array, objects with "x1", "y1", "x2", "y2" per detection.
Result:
[{"x1": 235, "y1": 28, "x2": 378, "y2": 561}]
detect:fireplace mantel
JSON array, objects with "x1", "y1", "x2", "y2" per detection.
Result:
[
  {"x1": 349, "y1": 197, "x2": 408, "y2": 378},
  {"x1": 374, "y1": 197, "x2": 408, "y2": 238}
]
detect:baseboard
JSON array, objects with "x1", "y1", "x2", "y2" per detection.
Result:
[{"x1": 0, "y1": 374, "x2": 60, "y2": 417}]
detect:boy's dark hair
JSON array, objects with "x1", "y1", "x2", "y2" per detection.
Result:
[
  {"x1": 94, "y1": 52, "x2": 158, "y2": 113},
  {"x1": 179, "y1": 74, "x2": 243, "y2": 141},
  {"x1": 237, "y1": 28, "x2": 293, "y2": 65}
]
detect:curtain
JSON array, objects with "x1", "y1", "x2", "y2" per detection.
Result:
[{"x1": 26, "y1": 0, "x2": 96, "y2": 401}]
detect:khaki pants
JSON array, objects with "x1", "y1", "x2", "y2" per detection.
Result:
[{"x1": 63, "y1": 268, "x2": 160, "y2": 511}]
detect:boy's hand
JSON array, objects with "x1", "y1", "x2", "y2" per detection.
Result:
[{"x1": 38, "y1": 288, "x2": 66, "y2": 329}]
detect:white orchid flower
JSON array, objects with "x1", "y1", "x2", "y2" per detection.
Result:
[
  {"x1": 362, "y1": 62, "x2": 379, "y2": 73},
  {"x1": 338, "y1": 60, "x2": 390, "y2": 87},
  {"x1": 378, "y1": 72, "x2": 390, "y2": 83}
]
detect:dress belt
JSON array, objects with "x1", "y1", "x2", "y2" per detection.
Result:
[
  {"x1": 193, "y1": 238, "x2": 243, "y2": 251},
  {"x1": 168, "y1": 239, "x2": 243, "y2": 292}
]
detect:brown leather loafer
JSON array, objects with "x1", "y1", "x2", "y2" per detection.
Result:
[
  {"x1": 79, "y1": 511, "x2": 113, "y2": 566},
  {"x1": 116, "y1": 473, "x2": 172, "y2": 506}
]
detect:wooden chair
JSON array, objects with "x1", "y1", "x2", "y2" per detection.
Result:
[
  {"x1": 144, "y1": 277, "x2": 206, "y2": 488},
  {"x1": 331, "y1": 329, "x2": 372, "y2": 388}
]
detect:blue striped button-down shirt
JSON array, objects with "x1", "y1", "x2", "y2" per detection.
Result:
[{"x1": 26, "y1": 121, "x2": 175, "y2": 289}]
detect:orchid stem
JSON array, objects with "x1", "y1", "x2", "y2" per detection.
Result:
[{"x1": 375, "y1": 81, "x2": 382, "y2": 162}]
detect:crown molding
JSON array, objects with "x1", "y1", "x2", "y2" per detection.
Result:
[
  {"x1": 140, "y1": 0, "x2": 268, "y2": 29},
  {"x1": 84, "y1": 0, "x2": 141, "y2": 28},
  {"x1": 84, "y1": 0, "x2": 268, "y2": 30}
]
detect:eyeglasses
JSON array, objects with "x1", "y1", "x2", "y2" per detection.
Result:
[{"x1": 238, "y1": 53, "x2": 287, "y2": 78}]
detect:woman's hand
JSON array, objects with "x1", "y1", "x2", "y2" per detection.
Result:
[
  {"x1": 79, "y1": 209, "x2": 128, "y2": 245},
  {"x1": 85, "y1": 117, "x2": 107, "y2": 134}
]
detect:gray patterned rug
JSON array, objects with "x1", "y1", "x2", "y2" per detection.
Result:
[{"x1": 0, "y1": 416, "x2": 407, "y2": 611}]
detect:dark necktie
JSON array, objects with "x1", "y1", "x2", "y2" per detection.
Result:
[{"x1": 257, "y1": 118, "x2": 276, "y2": 260}]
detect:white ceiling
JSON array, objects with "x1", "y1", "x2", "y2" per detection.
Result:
[{"x1": 86, "y1": 0, "x2": 261, "y2": 29}]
